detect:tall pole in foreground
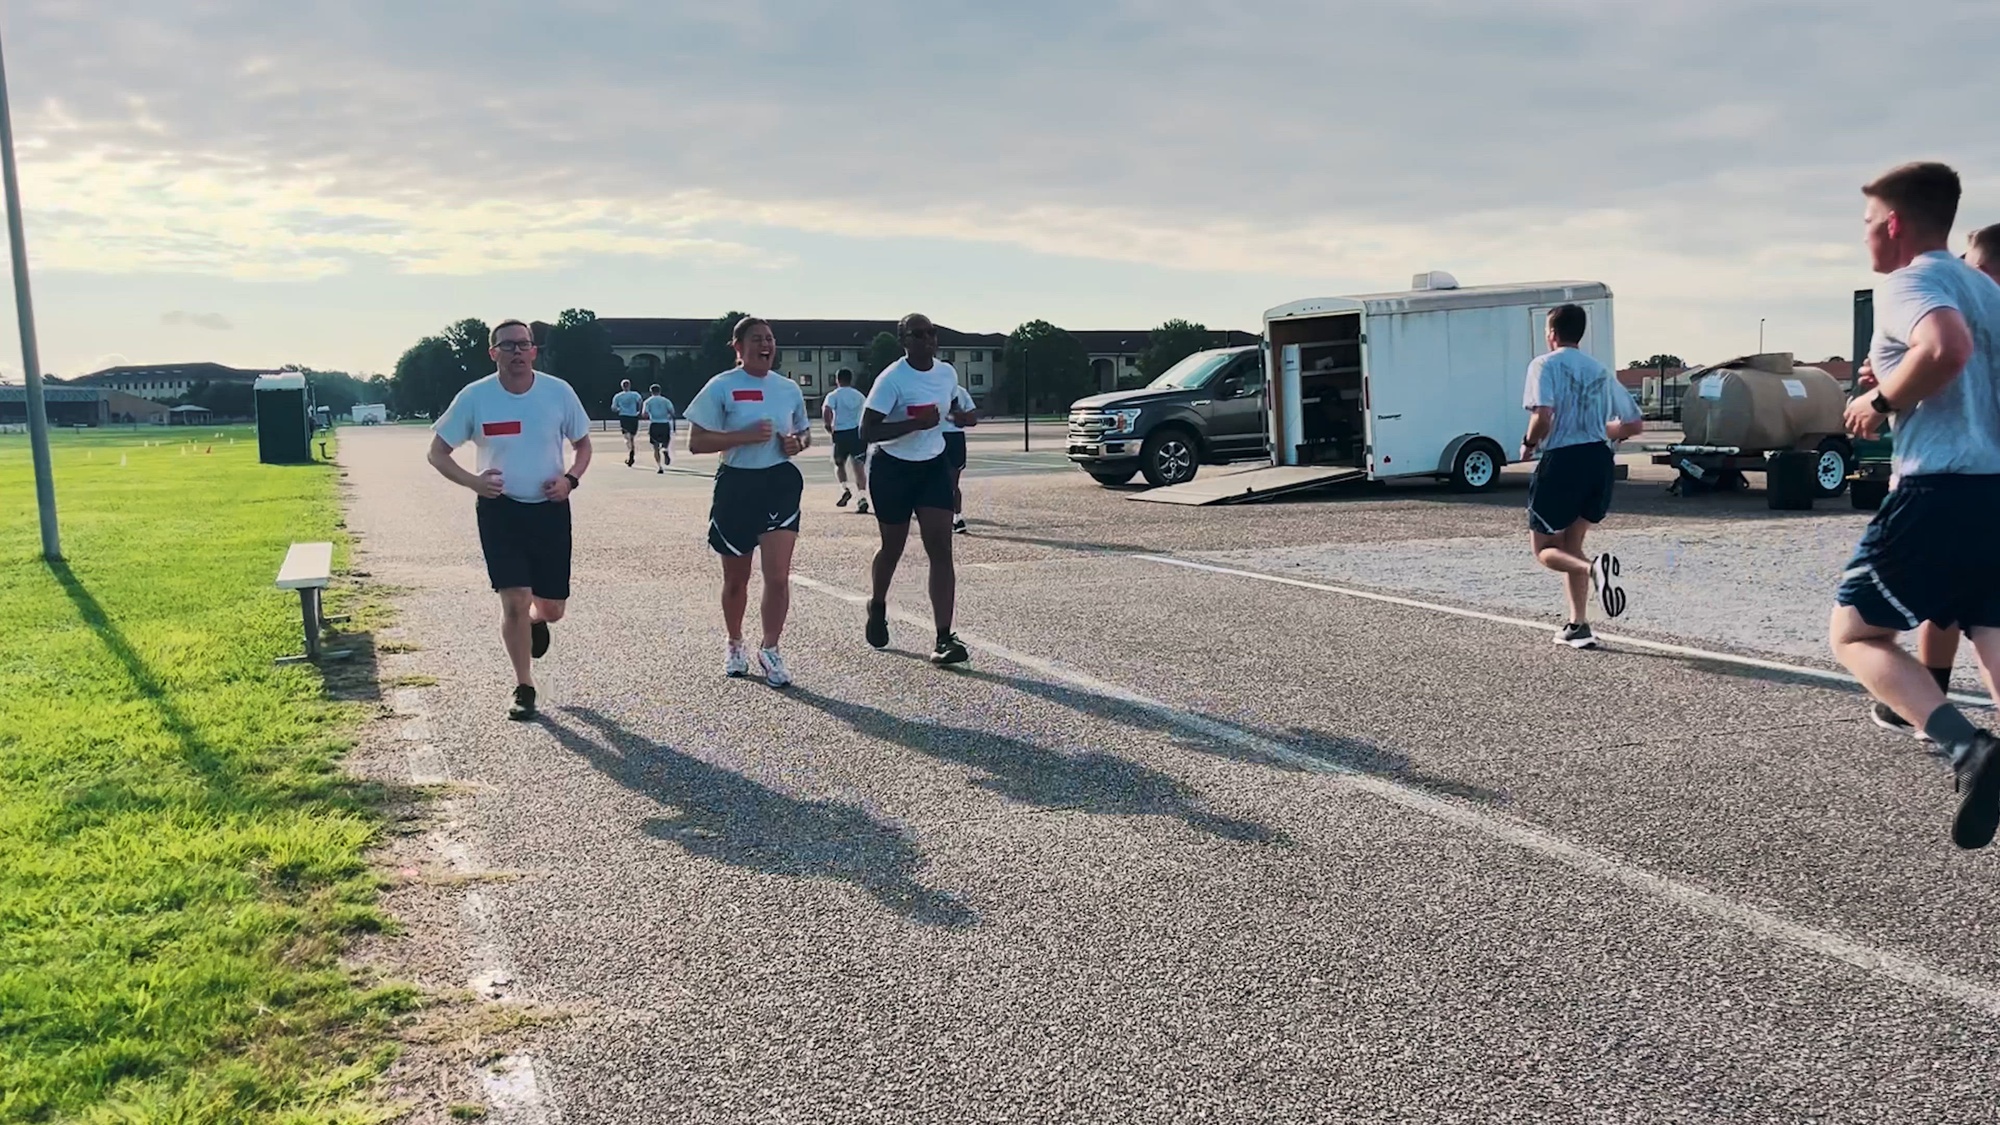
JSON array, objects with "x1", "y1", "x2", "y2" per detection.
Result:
[
  {"x1": 1021, "y1": 352, "x2": 1030, "y2": 453},
  {"x1": 0, "y1": 26, "x2": 58, "y2": 560}
]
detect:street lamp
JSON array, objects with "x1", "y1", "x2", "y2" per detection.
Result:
[
  {"x1": 1759, "y1": 318, "x2": 1766, "y2": 354},
  {"x1": 0, "y1": 24, "x2": 59, "y2": 560}
]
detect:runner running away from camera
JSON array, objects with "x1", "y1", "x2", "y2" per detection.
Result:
[
  {"x1": 822, "y1": 369, "x2": 870, "y2": 512},
  {"x1": 940, "y1": 378, "x2": 979, "y2": 533},
  {"x1": 861, "y1": 313, "x2": 969, "y2": 665},
  {"x1": 426, "y1": 319, "x2": 592, "y2": 721},
  {"x1": 641, "y1": 383, "x2": 676, "y2": 473},
  {"x1": 1520, "y1": 303, "x2": 1645, "y2": 650},
  {"x1": 612, "y1": 379, "x2": 643, "y2": 467},
  {"x1": 1863, "y1": 220, "x2": 2000, "y2": 739},
  {"x1": 1832, "y1": 162, "x2": 2000, "y2": 850},
  {"x1": 684, "y1": 316, "x2": 811, "y2": 687}
]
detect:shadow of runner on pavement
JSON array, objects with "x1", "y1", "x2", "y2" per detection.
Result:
[
  {"x1": 903, "y1": 656, "x2": 1509, "y2": 807},
  {"x1": 779, "y1": 687, "x2": 1285, "y2": 845},
  {"x1": 547, "y1": 706, "x2": 977, "y2": 929}
]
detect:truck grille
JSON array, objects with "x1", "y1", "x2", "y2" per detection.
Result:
[{"x1": 1069, "y1": 412, "x2": 1115, "y2": 440}]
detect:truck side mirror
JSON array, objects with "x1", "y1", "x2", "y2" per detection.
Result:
[{"x1": 1216, "y1": 377, "x2": 1242, "y2": 399}]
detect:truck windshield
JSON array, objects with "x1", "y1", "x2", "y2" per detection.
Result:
[{"x1": 1145, "y1": 351, "x2": 1237, "y2": 390}]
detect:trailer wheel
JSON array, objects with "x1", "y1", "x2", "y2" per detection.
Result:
[
  {"x1": 1448, "y1": 441, "x2": 1503, "y2": 493},
  {"x1": 1812, "y1": 438, "x2": 1853, "y2": 499}
]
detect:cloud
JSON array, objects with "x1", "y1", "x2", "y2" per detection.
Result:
[
  {"x1": 160, "y1": 310, "x2": 233, "y2": 330},
  {"x1": 4, "y1": 0, "x2": 1998, "y2": 359}
]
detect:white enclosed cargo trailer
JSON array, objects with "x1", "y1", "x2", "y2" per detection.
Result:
[{"x1": 1265, "y1": 276, "x2": 1615, "y2": 491}]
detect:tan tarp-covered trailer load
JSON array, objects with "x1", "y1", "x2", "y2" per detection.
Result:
[{"x1": 1681, "y1": 353, "x2": 1846, "y2": 451}]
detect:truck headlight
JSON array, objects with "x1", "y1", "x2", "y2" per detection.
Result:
[{"x1": 1107, "y1": 409, "x2": 1142, "y2": 434}]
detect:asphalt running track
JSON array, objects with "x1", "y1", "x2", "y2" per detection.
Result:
[{"x1": 341, "y1": 424, "x2": 2000, "y2": 1124}]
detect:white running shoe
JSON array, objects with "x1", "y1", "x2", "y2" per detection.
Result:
[
  {"x1": 758, "y1": 647, "x2": 792, "y2": 687},
  {"x1": 1590, "y1": 553, "x2": 1627, "y2": 619},
  {"x1": 724, "y1": 641, "x2": 750, "y2": 678}
]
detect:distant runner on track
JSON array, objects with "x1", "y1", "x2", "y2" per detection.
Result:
[
  {"x1": 822, "y1": 369, "x2": 870, "y2": 513},
  {"x1": 642, "y1": 384, "x2": 676, "y2": 473},
  {"x1": 1520, "y1": 303, "x2": 1644, "y2": 650},
  {"x1": 611, "y1": 379, "x2": 643, "y2": 467}
]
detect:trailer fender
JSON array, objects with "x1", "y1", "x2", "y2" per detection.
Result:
[{"x1": 1438, "y1": 433, "x2": 1504, "y2": 475}]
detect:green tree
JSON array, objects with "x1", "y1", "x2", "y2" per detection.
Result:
[
  {"x1": 185, "y1": 379, "x2": 255, "y2": 418},
  {"x1": 542, "y1": 308, "x2": 625, "y2": 414},
  {"x1": 698, "y1": 311, "x2": 752, "y2": 378},
  {"x1": 287, "y1": 366, "x2": 370, "y2": 416},
  {"x1": 442, "y1": 318, "x2": 496, "y2": 384},
  {"x1": 862, "y1": 332, "x2": 902, "y2": 389},
  {"x1": 1136, "y1": 319, "x2": 1215, "y2": 386},
  {"x1": 1004, "y1": 321, "x2": 1091, "y2": 415},
  {"x1": 364, "y1": 374, "x2": 393, "y2": 408},
  {"x1": 1627, "y1": 353, "x2": 1686, "y2": 370}
]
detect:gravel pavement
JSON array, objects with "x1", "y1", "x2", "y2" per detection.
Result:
[{"x1": 339, "y1": 425, "x2": 2000, "y2": 1124}]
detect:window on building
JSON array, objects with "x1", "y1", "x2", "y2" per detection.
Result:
[
  {"x1": 971, "y1": 373, "x2": 984, "y2": 387},
  {"x1": 942, "y1": 350, "x2": 956, "y2": 361},
  {"x1": 826, "y1": 350, "x2": 842, "y2": 362},
  {"x1": 1124, "y1": 356, "x2": 1137, "y2": 365},
  {"x1": 972, "y1": 351, "x2": 985, "y2": 361}
]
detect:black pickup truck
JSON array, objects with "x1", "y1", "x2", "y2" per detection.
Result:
[{"x1": 1065, "y1": 345, "x2": 1269, "y2": 487}]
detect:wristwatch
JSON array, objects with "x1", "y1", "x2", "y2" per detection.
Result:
[
  {"x1": 1869, "y1": 391, "x2": 1895, "y2": 414},
  {"x1": 563, "y1": 472, "x2": 581, "y2": 490}
]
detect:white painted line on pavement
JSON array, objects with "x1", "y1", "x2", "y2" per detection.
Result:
[
  {"x1": 390, "y1": 686, "x2": 554, "y2": 1124},
  {"x1": 1135, "y1": 555, "x2": 1996, "y2": 710},
  {"x1": 791, "y1": 571, "x2": 2000, "y2": 1019}
]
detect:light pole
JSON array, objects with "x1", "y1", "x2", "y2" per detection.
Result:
[
  {"x1": 1020, "y1": 350, "x2": 1030, "y2": 453},
  {"x1": 1759, "y1": 318, "x2": 1766, "y2": 354},
  {"x1": 0, "y1": 24, "x2": 59, "y2": 561}
]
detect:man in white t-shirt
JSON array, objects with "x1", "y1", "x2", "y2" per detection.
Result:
[
  {"x1": 611, "y1": 380, "x2": 643, "y2": 467},
  {"x1": 1520, "y1": 303, "x2": 1644, "y2": 651},
  {"x1": 641, "y1": 384, "x2": 676, "y2": 473},
  {"x1": 427, "y1": 319, "x2": 593, "y2": 721},
  {"x1": 939, "y1": 380, "x2": 979, "y2": 533},
  {"x1": 822, "y1": 369, "x2": 870, "y2": 512},
  {"x1": 859, "y1": 313, "x2": 973, "y2": 665},
  {"x1": 1832, "y1": 161, "x2": 2000, "y2": 850}
]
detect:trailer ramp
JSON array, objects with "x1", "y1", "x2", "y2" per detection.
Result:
[{"x1": 1128, "y1": 464, "x2": 1368, "y2": 506}]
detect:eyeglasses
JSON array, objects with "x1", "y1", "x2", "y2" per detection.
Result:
[{"x1": 494, "y1": 341, "x2": 534, "y2": 353}]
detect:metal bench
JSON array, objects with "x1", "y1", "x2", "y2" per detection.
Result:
[{"x1": 275, "y1": 541, "x2": 351, "y2": 664}]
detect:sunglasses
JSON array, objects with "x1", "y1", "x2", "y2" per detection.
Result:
[{"x1": 494, "y1": 340, "x2": 534, "y2": 353}]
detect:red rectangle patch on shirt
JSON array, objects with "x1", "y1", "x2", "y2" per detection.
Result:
[
  {"x1": 482, "y1": 421, "x2": 522, "y2": 436},
  {"x1": 731, "y1": 389, "x2": 765, "y2": 402}
]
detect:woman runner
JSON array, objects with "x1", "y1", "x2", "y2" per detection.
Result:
[{"x1": 684, "y1": 316, "x2": 811, "y2": 686}]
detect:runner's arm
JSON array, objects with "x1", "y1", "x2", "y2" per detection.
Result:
[
  {"x1": 1522, "y1": 406, "x2": 1554, "y2": 457},
  {"x1": 860, "y1": 406, "x2": 935, "y2": 443},
  {"x1": 426, "y1": 434, "x2": 488, "y2": 491},
  {"x1": 686, "y1": 422, "x2": 769, "y2": 453},
  {"x1": 1877, "y1": 308, "x2": 1973, "y2": 408}
]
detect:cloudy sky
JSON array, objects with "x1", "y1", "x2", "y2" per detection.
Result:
[{"x1": 0, "y1": 0, "x2": 1993, "y2": 378}]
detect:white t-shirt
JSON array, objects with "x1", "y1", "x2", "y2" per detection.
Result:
[
  {"x1": 611, "y1": 389, "x2": 642, "y2": 416},
  {"x1": 866, "y1": 358, "x2": 960, "y2": 461},
  {"x1": 433, "y1": 372, "x2": 591, "y2": 503},
  {"x1": 1523, "y1": 347, "x2": 1640, "y2": 453},
  {"x1": 823, "y1": 385, "x2": 866, "y2": 431},
  {"x1": 642, "y1": 394, "x2": 676, "y2": 423},
  {"x1": 940, "y1": 384, "x2": 976, "y2": 435},
  {"x1": 1871, "y1": 250, "x2": 2000, "y2": 476},
  {"x1": 683, "y1": 367, "x2": 811, "y2": 470}
]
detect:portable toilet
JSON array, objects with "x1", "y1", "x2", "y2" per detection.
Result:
[{"x1": 255, "y1": 372, "x2": 312, "y2": 464}]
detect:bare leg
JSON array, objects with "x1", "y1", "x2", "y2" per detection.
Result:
[
  {"x1": 915, "y1": 506, "x2": 956, "y2": 634},
  {"x1": 1532, "y1": 522, "x2": 1593, "y2": 623},
  {"x1": 721, "y1": 554, "x2": 755, "y2": 643},
  {"x1": 531, "y1": 597, "x2": 566, "y2": 627},
  {"x1": 951, "y1": 466, "x2": 965, "y2": 515},
  {"x1": 1919, "y1": 622, "x2": 1963, "y2": 677},
  {"x1": 1832, "y1": 606, "x2": 1950, "y2": 728},
  {"x1": 1973, "y1": 627, "x2": 2000, "y2": 704},
  {"x1": 756, "y1": 530, "x2": 796, "y2": 648},
  {"x1": 854, "y1": 452, "x2": 869, "y2": 494},
  {"x1": 835, "y1": 454, "x2": 849, "y2": 487},
  {"x1": 499, "y1": 588, "x2": 534, "y2": 686},
  {"x1": 871, "y1": 520, "x2": 910, "y2": 603}
]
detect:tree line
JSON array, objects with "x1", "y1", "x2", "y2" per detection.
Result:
[{"x1": 375, "y1": 310, "x2": 1244, "y2": 419}]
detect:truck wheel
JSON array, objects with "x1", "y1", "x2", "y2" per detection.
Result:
[
  {"x1": 1812, "y1": 438, "x2": 1853, "y2": 499},
  {"x1": 1089, "y1": 468, "x2": 1137, "y2": 486},
  {"x1": 1448, "y1": 441, "x2": 1503, "y2": 493},
  {"x1": 1139, "y1": 428, "x2": 1199, "y2": 487}
]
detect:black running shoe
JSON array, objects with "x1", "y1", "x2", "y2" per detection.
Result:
[
  {"x1": 507, "y1": 684, "x2": 537, "y2": 721},
  {"x1": 1555, "y1": 622, "x2": 1598, "y2": 649},
  {"x1": 930, "y1": 632, "x2": 969, "y2": 666},
  {"x1": 1951, "y1": 732, "x2": 2000, "y2": 850},
  {"x1": 856, "y1": 497, "x2": 870, "y2": 515},
  {"x1": 837, "y1": 488, "x2": 852, "y2": 508},
  {"x1": 531, "y1": 620, "x2": 550, "y2": 660},
  {"x1": 626, "y1": 452, "x2": 635, "y2": 467},
  {"x1": 865, "y1": 600, "x2": 890, "y2": 649},
  {"x1": 952, "y1": 517, "x2": 968, "y2": 535}
]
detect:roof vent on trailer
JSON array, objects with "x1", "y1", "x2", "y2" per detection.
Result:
[{"x1": 1411, "y1": 270, "x2": 1460, "y2": 290}]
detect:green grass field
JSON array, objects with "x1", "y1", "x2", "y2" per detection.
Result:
[{"x1": 0, "y1": 426, "x2": 412, "y2": 1122}]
